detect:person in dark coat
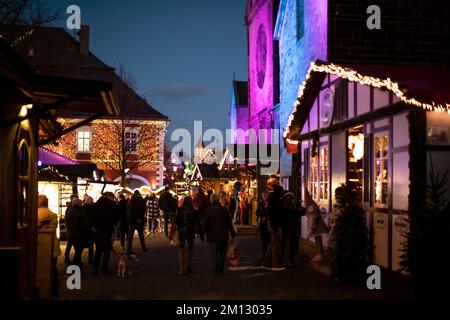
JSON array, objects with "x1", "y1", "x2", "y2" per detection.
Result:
[
  {"x1": 281, "y1": 192, "x2": 303, "y2": 267},
  {"x1": 256, "y1": 191, "x2": 271, "y2": 262},
  {"x1": 193, "y1": 186, "x2": 209, "y2": 241},
  {"x1": 82, "y1": 195, "x2": 95, "y2": 265},
  {"x1": 127, "y1": 190, "x2": 148, "y2": 255},
  {"x1": 91, "y1": 192, "x2": 119, "y2": 275},
  {"x1": 175, "y1": 196, "x2": 199, "y2": 275},
  {"x1": 117, "y1": 194, "x2": 128, "y2": 249},
  {"x1": 229, "y1": 196, "x2": 237, "y2": 221},
  {"x1": 232, "y1": 181, "x2": 242, "y2": 223},
  {"x1": 203, "y1": 194, "x2": 237, "y2": 276},
  {"x1": 207, "y1": 190, "x2": 214, "y2": 203},
  {"x1": 260, "y1": 179, "x2": 285, "y2": 271},
  {"x1": 69, "y1": 198, "x2": 90, "y2": 268},
  {"x1": 159, "y1": 186, "x2": 176, "y2": 237},
  {"x1": 64, "y1": 194, "x2": 79, "y2": 264}
]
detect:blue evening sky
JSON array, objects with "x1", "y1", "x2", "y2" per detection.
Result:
[{"x1": 47, "y1": 0, "x2": 248, "y2": 147}]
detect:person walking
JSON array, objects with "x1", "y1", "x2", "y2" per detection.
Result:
[
  {"x1": 256, "y1": 191, "x2": 271, "y2": 262},
  {"x1": 239, "y1": 187, "x2": 248, "y2": 225},
  {"x1": 175, "y1": 196, "x2": 198, "y2": 275},
  {"x1": 281, "y1": 192, "x2": 303, "y2": 267},
  {"x1": 159, "y1": 186, "x2": 176, "y2": 237},
  {"x1": 64, "y1": 194, "x2": 79, "y2": 264},
  {"x1": 229, "y1": 194, "x2": 237, "y2": 221},
  {"x1": 82, "y1": 195, "x2": 95, "y2": 265},
  {"x1": 69, "y1": 198, "x2": 90, "y2": 269},
  {"x1": 117, "y1": 194, "x2": 128, "y2": 250},
  {"x1": 304, "y1": 189, "x2": 329, "y2": 263},
  {"x1": 193, "y1": 186, "x2": 209, "y2": 241},
  {"x1": 127, "y1": 190, "x2": 148, "y2": 255},
  {"x1": 203, "y1": 194, "x2": 237, "y2": 276},
  {"x1": 146, "y1": 193, "x2": 159, "y2": 236},
  {"x1": 260, "y1": 178, "x2": 285, "y2": 271},
  {"x1": 90, "y1": 192, "x2": 119, "y2": 275},
  {"x1": 219, "y1": 191, "x2": 230, "y2": 210},
  {"x1": 232, "y1": 181, "x2": 242, "y2": 224},
  {"x1": 207, "y1": 190, "x2": 214, "y2": 203},
  {"x1": 37, "y1": 195, "x2": 61, "y2": 298}
]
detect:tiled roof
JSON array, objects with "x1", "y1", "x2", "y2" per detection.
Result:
[{"x1": 0, "y1": 25, "x2": 113, "y2": 80}]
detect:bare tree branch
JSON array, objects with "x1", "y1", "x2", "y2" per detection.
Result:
[{"x1": 0, "y1": 0, "x2": 60, "y2": 45}]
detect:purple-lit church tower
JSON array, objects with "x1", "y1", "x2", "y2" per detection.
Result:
[{"x1": 245, "y1": 0, "x2": 280, "y2": 142}]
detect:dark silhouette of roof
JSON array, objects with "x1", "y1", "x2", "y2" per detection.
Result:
[
  {"x1": 0, "y1": 25, "x2": 113, "y2": 80},
  {"x1": 233, "y1": 80, "x2": 248, "y2": 107},
  {"x1": 110, "y1": 73, "x2": 168, "y2": 120},
  {"x1": 0, "y1": 24, "x2": 168, "y2": 121},
  {"x1": 196, "y1": 163, "x2": 219, "y2": 179}
]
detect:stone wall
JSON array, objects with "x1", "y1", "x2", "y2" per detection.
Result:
[
  {"x1": 247, "y1": 0, "x2": 277, "y2": 138},
  {"x1": 277, "y1": 0, "x2": 328, "y2": 178}
]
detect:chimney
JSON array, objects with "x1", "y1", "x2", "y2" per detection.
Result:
[{"x1": 79, "y1": 25, "x2": 90, "y2": 55}]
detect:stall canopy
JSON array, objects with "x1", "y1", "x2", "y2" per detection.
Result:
[{"x1": 39, "y1": 147, "x2": 78, "y2": 165}]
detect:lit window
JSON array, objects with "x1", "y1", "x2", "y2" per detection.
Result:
[
  {"x1": 319, "y1": 145, "x2": 329, "y2": 200},
  {"x1": 125, "y1": 128, "x2": 139, "y2": 153},
  {"x1": 374, "y1": 134, "x2": 389, "y2": 206},
  {"x1": 77, "y1": 130, "x2": 90, "y2": 152}
]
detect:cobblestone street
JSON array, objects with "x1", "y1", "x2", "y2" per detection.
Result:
[{"x1": 58, "y1": 232, "x2": 413, "y2": 300}]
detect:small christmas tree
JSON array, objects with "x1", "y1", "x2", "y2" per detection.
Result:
[
  {"x1": 328, "y1": 183, "x2": 370, "y2": 283},
  {"x1": 400, "y1": 166, "x2": 450, "y2": 298}
]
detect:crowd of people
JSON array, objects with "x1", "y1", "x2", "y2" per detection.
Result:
[{"x1": 36, "y1": 178, "x2": 328, "y2": 297}]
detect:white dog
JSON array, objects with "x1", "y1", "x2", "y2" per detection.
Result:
[{"x1": 117, "y1": 254, "x2": 140, "y2": 278}]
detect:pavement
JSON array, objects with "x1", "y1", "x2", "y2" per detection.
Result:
[{"x1": 57, "y1": 230, "x2": 413, "y2": 300}]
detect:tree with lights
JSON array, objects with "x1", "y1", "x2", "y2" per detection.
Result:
[
  {"x1": 46, "y1": 65, "x2": 163, "y2": 188},
  {"x1": 90, "y1": 65, "x2": 161, "y2": 187}
]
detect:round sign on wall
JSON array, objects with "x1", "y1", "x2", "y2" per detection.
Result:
[
  {"x1": 394, "y1": 216, "x2": 409, "y2": 233},
  {"x1": 256, "y1": 24, "x2": 267, "y2": 89},
  {"x1": 321, "y1": 88, "x2": 334, "y2": 127},
  {"x1": 375, "y1": 214, "x2": 386, "y2": 229}
]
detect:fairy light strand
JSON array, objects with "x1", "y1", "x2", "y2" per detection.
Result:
[{"x1": 283, "y1": 61, "x2": 450, "y2": 140}]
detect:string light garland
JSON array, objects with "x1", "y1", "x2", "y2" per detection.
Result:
[
  {"x1": 38, "y1": 165, "x2": 70, "y2": 181},
  {"x1": 40, "y1": 147, "x2": 78, "y2": 164},
  {"x1": 10, "y1": 29, "x2": 35, "y2": 47},
  {"x1": 283, "y1": 61, "x2": 450, "y2": 141}
]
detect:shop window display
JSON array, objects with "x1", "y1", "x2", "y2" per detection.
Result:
[{"x1": 374, "y1": 133, "x2": 389, "y2": 206}]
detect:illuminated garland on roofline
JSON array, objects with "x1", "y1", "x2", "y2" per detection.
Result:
[{"x1": 283, "y1": 61, "x2": 450, "y2": 142}]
